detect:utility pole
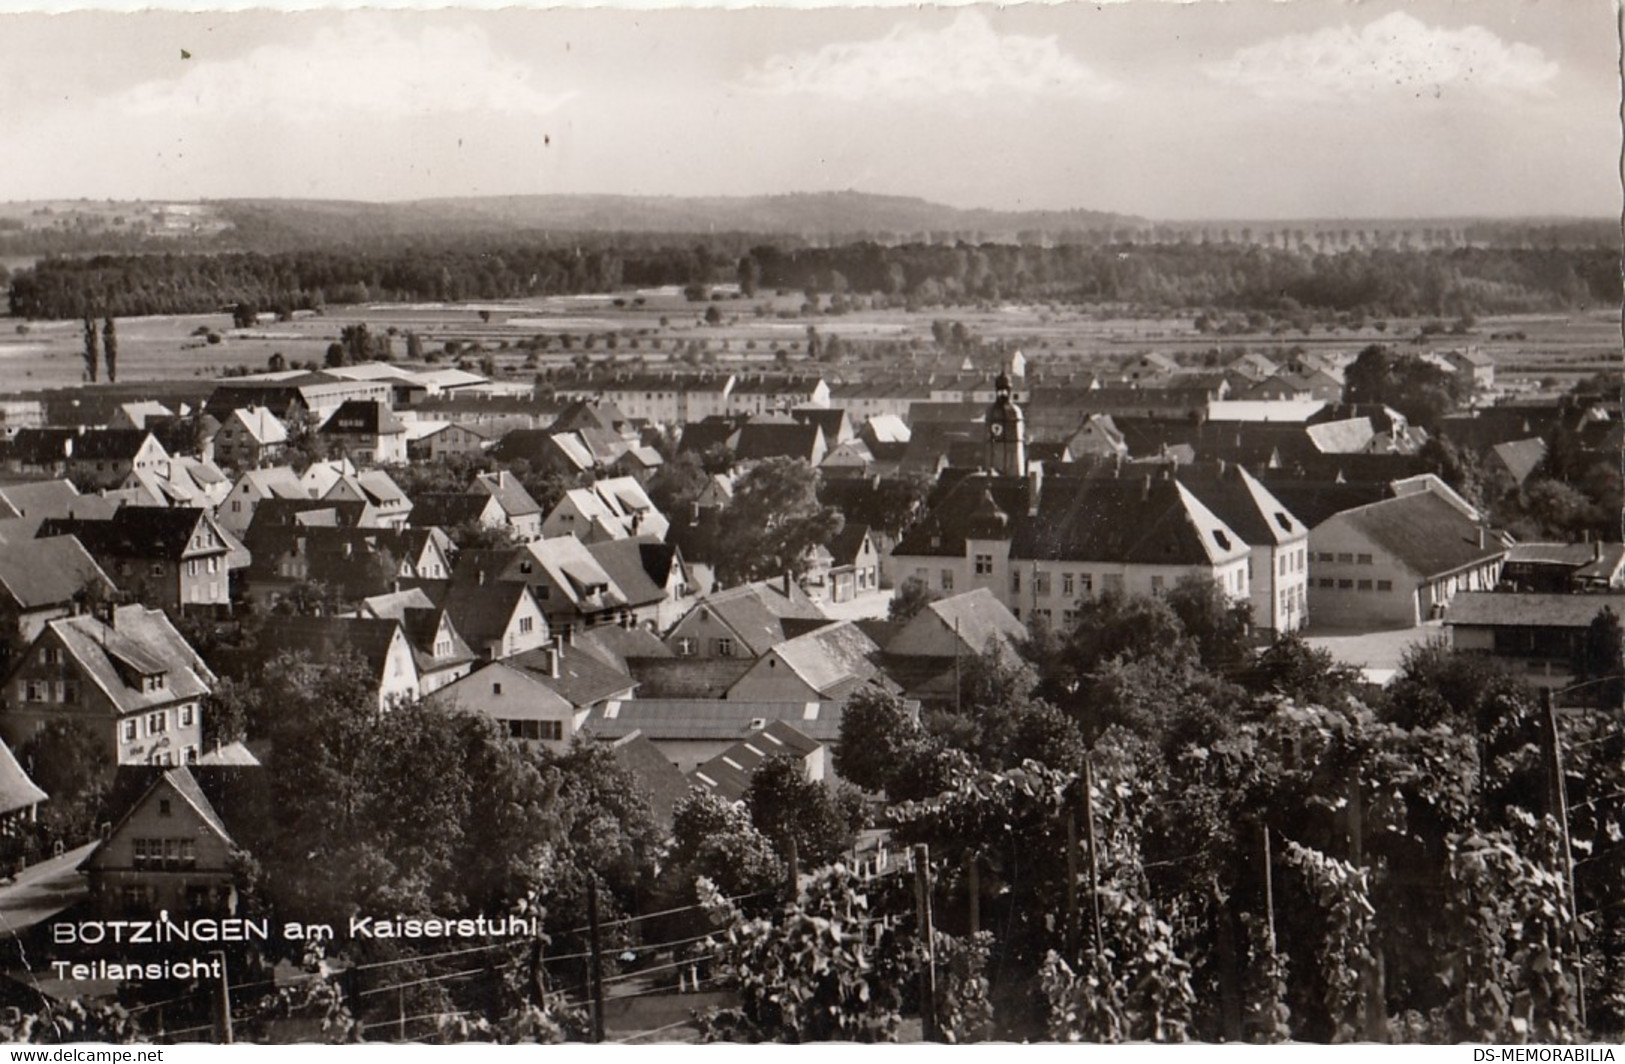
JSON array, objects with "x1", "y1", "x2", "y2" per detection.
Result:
[
  {"x1": 913, "y1": 844, "x2": 938, "y2": 1042},
  {"x1": 587, "y1": 878, "x2": 606, "y2": 1044}
]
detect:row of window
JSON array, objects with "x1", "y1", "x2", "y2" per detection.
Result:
[
  {"x1": 120, "y1": 705, "x2": 197, "y2": 742},
  {"x1": 21, "y1": 679, "x2": 79, "y2": 704},
  {"x1": 673, "y1": 637, "x2": 734, "y2": 657},
  {"x1": 184, "y1": 556, "x2": 222, "y2": 577},
  {"x1": 507, "y1": 719, "x2": 565, "y2": 742},
  {"x1": 132, "y1": 838, "x2": 197, "y2": 871},
  {"x1": 1316, "y1": 551, "x2": 1376, "y2": 566},
  {"x1": 1278, "y1": 547, "x2": 1309, "y2": 577},
  {"x1": 1314, "y1": 578, "x2": 1395, "y2": 592}
]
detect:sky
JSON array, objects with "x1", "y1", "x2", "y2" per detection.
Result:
[{"x1": 0, "y1": 0, "x2": 1617, "y2": 220}]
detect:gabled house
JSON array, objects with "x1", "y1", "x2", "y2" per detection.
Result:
[
  {"x1": 586, "y1": 536, "x2": 695, "y2": 632},
  {"x1": 724, "y1": 620, "x2": 889, "y2": 703},
  {"x1": 431, "y1": 573, "x2": 551, "y2": 661},
  {"x1": 734, "y1": 421, "x2": 827, "y2": 467},
  {"x1": 663, "y1": 578, "x2": 827, "y2": 660},
  {"x1": 1499, "y1": 542, "x2": 1625, "y2": 593},
  {"x1": 82, "y1": 766, "x2": 241, "y2": 916},
  {"x1": 324, "y1": 470, "x2": 413, "y2": 530},
  {"x1": 119, "y1": 456, "x2": 233, "y2": 512},
  {"x1": 5, "y1": 429, "x2": 170, "y2": 490},
  {"x1": 542, "y1": 477, "x2": 668, "y2": 544},
  {"x1": 429, "y1": 661, "x2": 576, "y2": 750},
  {"x1": 2, "y1": 606, "x2": 213, "y2": 766},
  {"x1": 469, "y1": 471, "x2": 543, "y2": 542},
  {"x1": 39, "y1": 507, "x2": 237, "y2": 611},
  {"x1": 581, "y1": 697, "x2": 848, "y2": 775},
  {"x1": 690, "y1": 720, "x2": 826, "y2": 802},
  {"x1": 463, "y1": 538, "x2": 632, "y2": 635},
  {"x1": 1178, "y1": 464, "x2": 1311, "y2": 633},
  {"x1": 411, "y1": 492, "x2": 507, "y2": 536},
  {"x1": 249, "y1": 615, "x2": 420, "y2": 709},
  {"x1": 355, "y1": 587, "x2": 476, "y2": 694},
  {"x1": 212, "y1": 407, "x2": 288, "y2": 470},
  {"x1": 1308, "y1": 491, "x2": 1506, "y2": 629},
  {"x1": 319, "y1": 400, "x2": 408, "y2": 466},
  {"x1": 509, "y1": 636, "x2": 638, "y2": 714},
  {"x1": 0, "y1": 532, "x2": 117, "y2": 657},
  {"x1": 824, "y1": 524, "x2": 881, "y2": 603},
  {"x1": 406, "y1": 421, "x2": 492, "y2": 462},
  {"x1": 894, "y1": 471, "x2": 1253, "y2": 626},
  {"x1": 217, "y1": 466, "x2": 310, "y2": 535},
  {"x1": 1445, "y1": 591, "x2": 1625, "y2": 695}
]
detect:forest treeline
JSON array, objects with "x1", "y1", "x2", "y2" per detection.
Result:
[{"x1": 8, "y1": 240, "x2": 1618, "y2": 321}]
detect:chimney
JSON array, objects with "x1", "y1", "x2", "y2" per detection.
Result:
[
  {"x1": 1142, "y1": 475, "x2": 1153, "y2": 501},
  {"x1": 1594, "y1": 540, "x2": 1602, "y2": 562},
  {"x1": 783, "y1": 571, "x2": 795, "y2": 596},
  {"x1": 478, "y1": 569, "x2": 486, "y2": 587},
  {"x1": 1477, "y1": 526, "x2": 1486, "y2": 549},
  {"x1": 550, "y1": 647, "x2": 561, "y2": 679}
]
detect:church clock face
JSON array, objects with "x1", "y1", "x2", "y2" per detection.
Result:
[{"x1": 989, "y1": 421, "x2": 1005, "y2": 439}]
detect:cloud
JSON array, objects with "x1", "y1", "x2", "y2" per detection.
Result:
[
  {"x1": 1204, "y1": 12, "x2": 1559, "y2": 101},
  {"x1": 115, "y1": 18, "x2": 572, "y2": 122},
  {"x1": 741, "y1": 10, "x2": 1120, "y2": 102}
]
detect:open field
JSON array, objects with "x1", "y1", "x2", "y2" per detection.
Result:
[{"x1": 0, "y1": 290, "x2": 1616, "y2": 396}]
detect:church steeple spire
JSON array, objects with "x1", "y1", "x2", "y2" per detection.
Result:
[{"x1": 985, "y1": 356, "x2": 1026, "y2": 477}]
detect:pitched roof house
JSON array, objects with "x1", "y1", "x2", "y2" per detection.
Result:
[{"x1": 2, "y1": 606, "x2": 214, "y2": 766}]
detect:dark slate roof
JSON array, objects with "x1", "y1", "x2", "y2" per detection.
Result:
[
  {"x1": 1254, "y1": 474, "x2": 1391, "y2": 530},
  {"x1": 585, "y1": 537, "x2": 667, "y2": 607},
  {"x1": 734, "y1": 423, "x2": 822, "y2": 463},
  {"x1": 682, "y1": 580, "x2": 829, "y2": 657},
  {"x1": 509, "y1": 643, "x2": 635, "y2": 709},
  {"x1": 248, "y1": 497, "x2": 373, "y2": 530},
  {"x1": 827, "y1": 523, "x2": 874, "y2": 568},
  {"x1": 251, "y1": 615, "x2": 405, "y2": 681},
  {"x1": 442, "y1": 580, "x2": 536, "y2": 652},
  {"x1": 574, "y1": 625, "x2": 672, "y2": 672},
  {"x1": 0, "y1": 480, "x2": 83, "y2": 520},
  {"x1": 0, "y1": 535, "x2": 113, "y2": 610},
  {"x1": 39, "y1": 507, "x2": 220, "y2": 562},
  {"x1": 320, "y1": 400, "x2": 405, "y2": 436},
  {"x1": 609, "y1": 731, "x2": 691, "y2": 832},
  {"x1": 1177, "y1": 464, "x2": 1307, "y2": 546},
  {"x1": 677, "y1": 419, "x2": 742, "y2": 457},
  {"x1": 1010, "y1": 475, "x2": 1244, "y2": 566},
  {"x1": 690, "y1": 721, "x2": 821, "y2": 803},
  {"x1": 472, "y1": 471, "x2": 542, "y2": 517},
  {"x1": 411, "y1": 493, "x2": 499, "y2": 529},
  {"x1": 12, "y1": 428, "x2": 156, "y2": 463},
  {"x1": 1332, "y1": 492, "x2": 1505, "y2": 578},
  {"x1": 894, "y1": 474, "x2": 1031, "y2": 558},
  {"x1": 550, "y1": 398, "x2": 631, "y2": 434},
  {"x1": 1444, "y1": 591, "x2": 1625, "y2": 629},
  {"x1": 1489, "y1": 438, "x2": 1548, "y2": 484},
  {"x1": 581, "y1": 698, "x2": 847, "y2": 743}
]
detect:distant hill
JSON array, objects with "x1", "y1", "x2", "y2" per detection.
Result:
[{"x1": 212, "y1": 192, "x2": 1147, "y2": 247}]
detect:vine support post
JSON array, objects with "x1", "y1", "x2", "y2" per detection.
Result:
[
  {"x1": 913, "y1": 843, "x2": 938, "y2": 1042},
  {"x1": 965, "y1": 848, "x2": 980, "y2": 937},
  {"x1": 1064, "y1": 810, "x2": 1079, "y2": 963},
  {"x1": 587, "y1": 878, "x2": 606, "y2": 1044},
  {"x1": 1083, "y1": 756, "x2": 1104, "y2": 967},
  {"x1": 787, "y1": 835, "x2": 800, "y2": 899},
  {"x1": 1349, "y1": 771, "x2": 1385, "y2": 1042},
  {"x1": 1261, "y1": 826, "x2": 1276, "y2": 952},
  {"x1": 212, "y1": 949, "x2": 233, "y2": 1045},
  {"x1": 1540, "y1": 686, "x2": 1586, "y2": 1029}
]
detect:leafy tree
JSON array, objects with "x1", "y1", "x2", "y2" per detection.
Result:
[
  {"x1": 745, "y1": 754, "x2": 854, "y2": 868},
  {"x1": 1243, "y1": 633, "x2": 1361, "y2": 706},
  {"x1": 101, "y1": 317, "x2": 117, "y2": 383},
  {"x1": 1163, "y1": 574, "x2": 1254, "y2": 674},
  {"x1": 834, "y1": 687, "x2": 933, "y2": 794},
  {"x1": 887, "y1": 575, "x2": 941, "y2": 624},
  {"x1": 1571, "y1": 605, "x2": 1624, "y2": 710},
  {"x1": 19, "y1": 719, "x2": 113, "y2": 850},
  {"x1": 716, "y1": 457, "x2": 843, "y2": 586},
  {"x1": 201, "y1": 673, "x2": 259, "y2": 750},
  {"x1": 665, "y1": 788, "x2": 783, "y2": 901},
  {"x1": 81, "y1": 315, "x2": 98, "y2": 382}
]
